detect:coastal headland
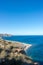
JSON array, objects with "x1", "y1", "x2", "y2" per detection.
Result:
[{"x1": 0, "y1": 39, "x2": 39, "y2": 65}]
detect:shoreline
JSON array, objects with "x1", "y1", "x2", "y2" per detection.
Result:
[
  {"x1": 1, "y1": 39, "x2": 32, "y2": 51},
  {"x1": 23, "y1": 44, "x2": 32, "y2": 51}
]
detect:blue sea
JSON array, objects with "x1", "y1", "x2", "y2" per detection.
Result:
[{"x1": 2, "y1": 35, "x2": 43, "y2": 64}]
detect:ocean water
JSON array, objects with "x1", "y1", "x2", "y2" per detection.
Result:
[{"x1": 2, "y1": 35, "x2": 43, "y2": 63}]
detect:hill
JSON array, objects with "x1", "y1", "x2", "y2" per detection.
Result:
[{"x1": 0, "y1": 39, "x2": 38, "y2": 65}]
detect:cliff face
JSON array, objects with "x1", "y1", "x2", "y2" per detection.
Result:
[{"x1": 0, "y1": 39, "x2": 38, "y2": 65}]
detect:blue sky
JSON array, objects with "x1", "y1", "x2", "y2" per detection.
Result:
[{"x1": 0, "y1": 0, "x2": 43, "y2": 35}]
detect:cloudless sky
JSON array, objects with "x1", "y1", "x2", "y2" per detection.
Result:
[{"x1": 0, "y1": 0, "x2": 43, "y2": 35}]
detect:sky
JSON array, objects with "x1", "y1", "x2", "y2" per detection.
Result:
[{"x1": 0, "y1": 0, "x2": 43, "y2": 35}]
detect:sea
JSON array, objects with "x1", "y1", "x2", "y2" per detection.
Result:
[{"x1": 2, "y1": 35, "x2": 43, "y2": 64}]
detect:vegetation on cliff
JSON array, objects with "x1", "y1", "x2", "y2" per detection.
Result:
[{"x1": 0, "y1": 39, "x2": 38, "y2": 65}]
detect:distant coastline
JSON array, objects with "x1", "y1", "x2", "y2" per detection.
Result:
[{"x1": 0, "y1": 33, "x2": 12, "y2": 37}]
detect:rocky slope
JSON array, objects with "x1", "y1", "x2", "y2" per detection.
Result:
[{"x1": 0, "y1": 39, "x2": 39, "y2": 65}]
